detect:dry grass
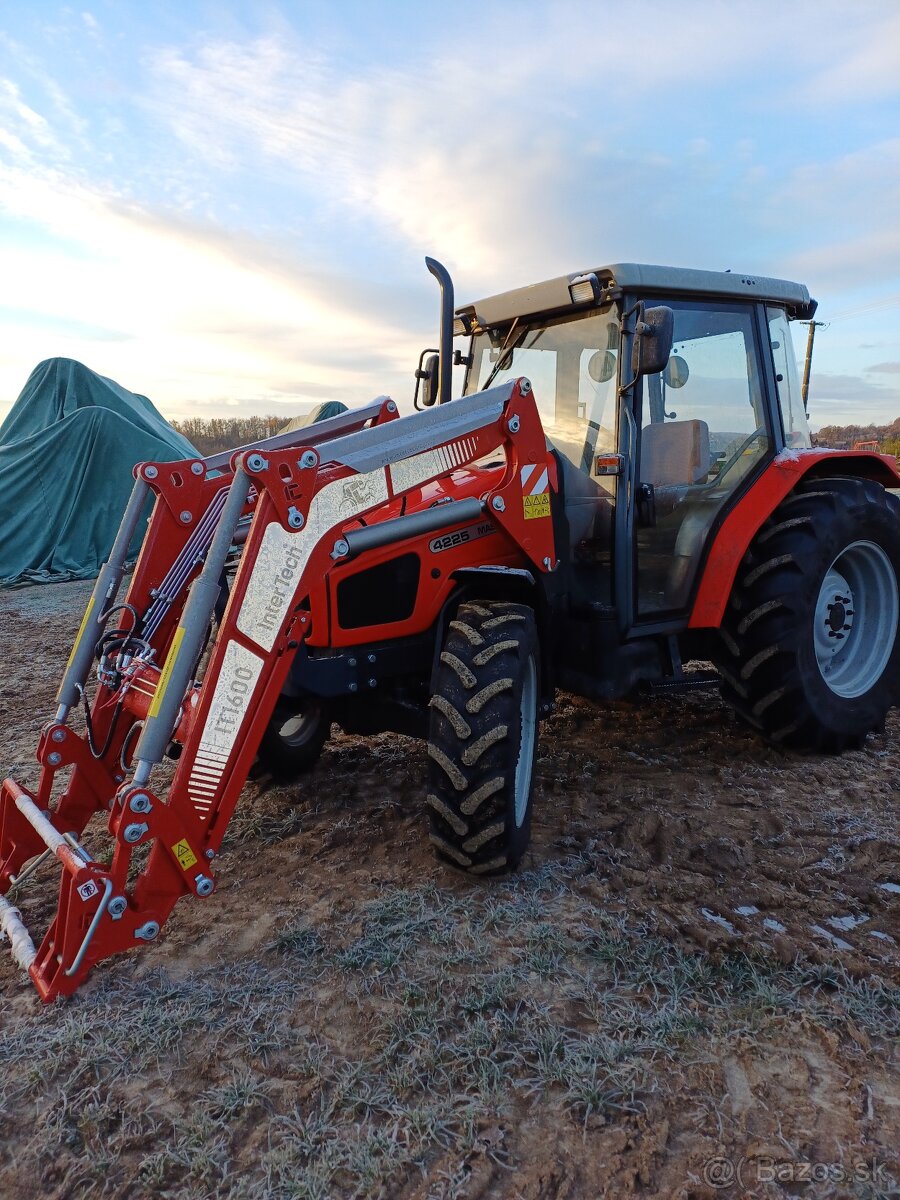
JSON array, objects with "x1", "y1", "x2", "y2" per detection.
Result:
[
  {"x1": 2, "y1": 579, "x2": 899, "y2": 1197},
  {"x1": 2, "y1": 855, "x2": 897, "y2": 1199}
]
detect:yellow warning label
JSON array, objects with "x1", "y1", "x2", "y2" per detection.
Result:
[
  {"x1": 149, "y1": 625, "x2": 186, "y2": 719},
  {"x1": 523, "y1": 493, "x2": 551, "y2": 520},
  {"x1": 66, "y1": 596, "x2": 96, "y2": 671},
  {"x1": 172, "y1": 839, "x2": 198, "y2": 870}
]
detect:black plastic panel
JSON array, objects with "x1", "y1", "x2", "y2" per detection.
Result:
[{"x1": 337, "y1": 553, "x2": 421, "y2": 629}]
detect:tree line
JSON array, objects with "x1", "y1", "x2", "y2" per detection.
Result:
[
  {"x1": 169, "y1": 412, "x2": 900, "y2": 460},
  {"x1": 813, "y1": 417, "x2": 900, "y2": 457},
  {"x1": 170, "y1": 415, "x2": 290, "y2": 456}
]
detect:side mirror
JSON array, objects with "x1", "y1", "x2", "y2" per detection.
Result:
[
  {"x1": 631, "y1": 304, "x2": 674, "y2": 379},
  {"x1": 415, "y1": 352, "x2": 440, "y2": 408}
]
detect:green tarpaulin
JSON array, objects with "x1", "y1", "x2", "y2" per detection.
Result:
[
  {"x1": 280, "y1": 401, "x2": 348, "y2": 434},
  {"x1": 0, "y1": 358, "x2": 197, "y2": 588}
]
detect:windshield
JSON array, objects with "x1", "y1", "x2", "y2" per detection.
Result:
[{"x1": 464, "y1": 304, "x2": 620, "y2": 472}]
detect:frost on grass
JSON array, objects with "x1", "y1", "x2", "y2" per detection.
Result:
[{"x1": 1, "y1": 862, "x2": 897, "y2": 1199}]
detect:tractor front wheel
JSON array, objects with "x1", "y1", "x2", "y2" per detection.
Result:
[
  {"x1": 426, "y1": 600, "x2": 540, "y2": 874},
  {"x1": 716, "y1": 476, "x2": 900, "y2": 752}
]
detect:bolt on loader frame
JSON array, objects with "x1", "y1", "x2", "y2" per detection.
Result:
[{"x1": 4, "y1": 257, "x2": 900, "y2": 1001}]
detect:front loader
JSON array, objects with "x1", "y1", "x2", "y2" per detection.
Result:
[{"x1": 4, "y1": 256, "x2": 900, "y2": 1001}]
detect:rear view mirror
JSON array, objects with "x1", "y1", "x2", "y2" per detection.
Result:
[
  {"x1": 632, "y1": 305, "x2": 674, "y2": 379},
  {"x1": 416, "y1": 352, "x2": 440, "y2": 407}
]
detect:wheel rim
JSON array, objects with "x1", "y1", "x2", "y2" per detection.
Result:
[
  {"x1": 813, "y1": 540, "x2": 898, "y2": 698},
  {"x1": 514, "y1": 656, "x2": 537, "y2": 827},
  {"x1": 276, "y1": 704, "x2": 321, "y2": 748}
]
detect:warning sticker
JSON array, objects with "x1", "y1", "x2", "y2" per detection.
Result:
[
  {"x1": 66, "y1": 595, "x2": 96, "y2": 672},
  {"x1": 150, "y1": 625, "x2": 186, "y2": 719},
  {"x1": 172, "y1": 839, "x2": 198, "y2": 870},
  {"x1": 77, "y1": 880, "x2": 99, "y2": 902},
  {"x1": 523, "y1": 493, "x2": 551, "y2": 520}
]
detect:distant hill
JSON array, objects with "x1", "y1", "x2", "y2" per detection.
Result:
[{"x1": 813, "y1": 417, "x2": 900, "y2": 450}]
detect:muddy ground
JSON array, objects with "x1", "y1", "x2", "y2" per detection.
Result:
[{"x1": 0, "y1": 579, "x2": 898, "y2": 1199}]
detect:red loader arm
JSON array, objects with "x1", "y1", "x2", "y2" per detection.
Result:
[{"x1": 0, "y1": 379, "x2": 555, "y2": 1000}]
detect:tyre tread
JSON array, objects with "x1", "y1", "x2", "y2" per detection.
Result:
[
  {"x1": 426, "y1": 600, "x2": 538, "y2": 873},
  {"x1": 715, "y1": 476, "x2": 900, "y2": 752}
]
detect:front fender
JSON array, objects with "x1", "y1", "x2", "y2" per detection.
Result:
[
  {"x1": 689, "y1": 450, "x2": 900, "y2": 629},
  {"x1": 434, "y1": 565, "x2": 557, "y2": 703}
]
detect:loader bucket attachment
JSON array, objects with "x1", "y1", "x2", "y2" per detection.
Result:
[{"x1": 0, "y1": 380, "x2": 556, "y2": 1000}]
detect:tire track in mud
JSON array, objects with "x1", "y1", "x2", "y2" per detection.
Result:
[{"x1": 536, "y1": 692, "x2": 899, "y2": 972}]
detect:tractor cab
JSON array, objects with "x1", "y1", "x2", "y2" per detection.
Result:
[{"x1": 455, "y1": 264, "x2": 817, "y2": 630}]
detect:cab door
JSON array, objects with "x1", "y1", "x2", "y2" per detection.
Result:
[{"x1": 630, "y1": 299, "x2": 775, "y2": 618}]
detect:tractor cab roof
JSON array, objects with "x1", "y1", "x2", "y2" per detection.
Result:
[{"x1": 457, "y1": 262, "x2": 816, "y2": 332}]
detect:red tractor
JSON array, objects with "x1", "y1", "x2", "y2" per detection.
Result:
[{"x1": 3, "y1": 258, "x2": 899, "y2": 1000}]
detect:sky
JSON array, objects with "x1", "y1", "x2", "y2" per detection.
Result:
[{"x1": 1, "y1": 1, "x2": 899, "y2": 430}]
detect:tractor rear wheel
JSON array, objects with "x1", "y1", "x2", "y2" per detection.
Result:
[
  {"x1": 256, "y1": 697, "x2": 330, "y2": 779},
  {"x1": 716, "y1": 476, "x2": 900, "y2": 752},
  {"x1": 426, "y1": 600, "x2": 539, "y2": 874}
]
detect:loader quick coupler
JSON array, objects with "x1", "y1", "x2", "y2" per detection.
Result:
[{"x1": 1, "y1": 379, "x2": 555, "y2": 1000}]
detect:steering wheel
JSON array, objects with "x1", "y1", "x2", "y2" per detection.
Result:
[{"x1": 715, "y1": 427, "x2": 766, "y2": 481}]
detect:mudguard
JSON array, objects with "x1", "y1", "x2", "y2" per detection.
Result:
[{"x1": 690, "y1": 450, "x2": 900, "y2": 628}]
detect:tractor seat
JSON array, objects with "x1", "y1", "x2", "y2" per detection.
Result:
[{"x1": 639, "y1": 419, "x2": 710, "y2": 515}]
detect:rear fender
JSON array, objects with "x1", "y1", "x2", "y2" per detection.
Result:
[{"x1": 690, "y1": 450, "x2": 900, "y2": 629}]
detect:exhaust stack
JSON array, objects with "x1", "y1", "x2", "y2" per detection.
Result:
[{"x1": 425, "y1": 257, "x2": 454, "y2": 405}]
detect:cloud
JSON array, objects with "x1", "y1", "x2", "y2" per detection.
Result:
[
  {"x1": 788, "y1": 229, "x2": 900, "y2": 296},
  {"x1": 867, "y1": 362, "x2": 900, "y2": 374},
  {"x1": 0, "y1": 165, "x2": 422, "y2": 421},
  {"x1": 0, "y1": 36, "x2": 89, "y2": 162},
  {"x1": 799, "y1": 9, "x2": 900, "y2": 104},
  {"x1": 141, "y1": 18, "x2": 794, "y2": 292},
  {"x1": 772, "y1": 140, "x2": 900, "y2": 298},
  {"x1": 135, "y1": 10, "x2": 900, "y2": 314},
  {"x1": 145, "y1": 36, "x2": 565, "y2": 282},
  {"x1": 3, "y1": 3, "x2": 900, "y2": 430},
  {"x1": 0, "y1": 78, "x2": 59, "y2": 160},
  {"x1": 805, "y1": 372, "x2": 900, "y2": 425},
  {"x1": 808, "y1": 373, "x2": 896, "y2": 400}
]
